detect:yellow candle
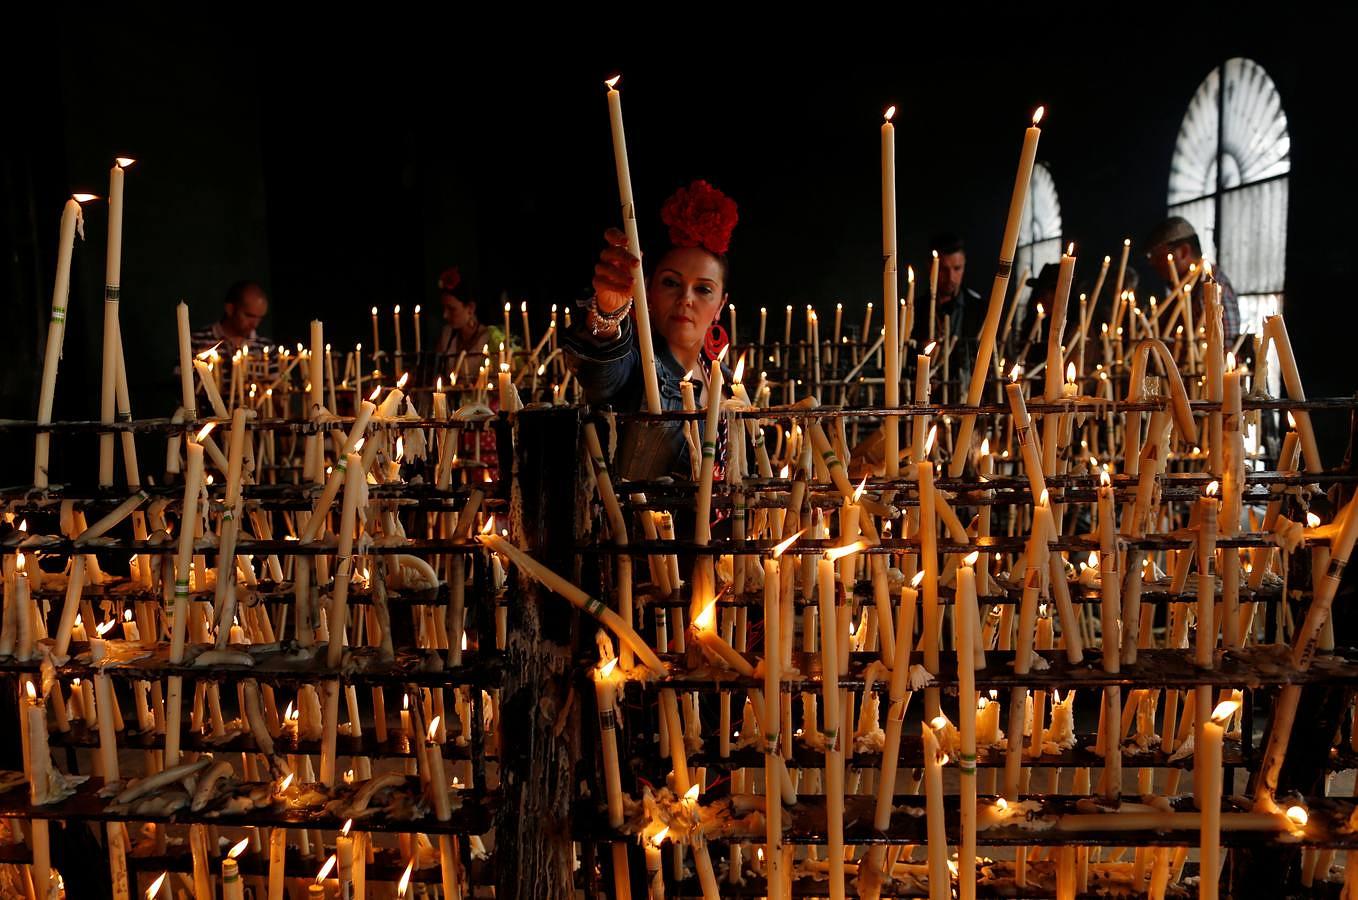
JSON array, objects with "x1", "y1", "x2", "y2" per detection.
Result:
[
  {"x1": 950, "y1": 107, "x2": 1043, "y2": 477},
  {"x1": 881, "y1": 106, "x2": 901, "y2": 482},
  {"x1": 604, "y1": 76, "x2": 662, "y2": 414},
  {"x1": 1198, "y1": 699, "x2": 1239, "y2": 900},
  {"x1": 923, "y1": 720, "x2": 950, "y2": 900},
  {"x1": 34, "y1": 195, "x2": 91, "y2": 487},
  {"x1": 955, "y1": 553, "x2": 980, "y2": 900}
]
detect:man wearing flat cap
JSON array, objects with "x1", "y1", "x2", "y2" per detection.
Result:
[{"x1": 1145, "y1": 216, "x2": 1241, "y2": 342}]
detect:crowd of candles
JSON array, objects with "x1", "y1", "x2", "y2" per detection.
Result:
[{"x1": 2, "y1": 75, "x2": 1356, "y2": 900}]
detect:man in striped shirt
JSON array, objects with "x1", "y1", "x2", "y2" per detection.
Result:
[
  {"x1": 192, "y1": 281, "x2": 272, "y2": 354},
  {"x1": 191, "y1": 280, "x2": 275, "y2": 383}
]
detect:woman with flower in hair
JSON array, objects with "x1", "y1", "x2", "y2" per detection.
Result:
[{"x1": 565, "y1": 180, "x2": 739, "y2": 479}]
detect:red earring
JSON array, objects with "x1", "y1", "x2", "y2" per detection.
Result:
[{"x1": 704, "y1": 322, "x2": 730, "y2": 363}]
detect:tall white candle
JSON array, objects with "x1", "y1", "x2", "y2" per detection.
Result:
[
  {"x1": 604, "y1": 76, "x2": 662, "y2": 414},
  {"x1": 950, "y1": 108, "x2": 1043, "y2": 477},
  {"x1": 99, "y1": 161, "x2": 133, "y2": 487},
  {"x1": 34, "y1": 195, "x2": 90, "y2": 488},
  {"x1": 882, "y1": 106, "x2": 901, "y2": 482}
]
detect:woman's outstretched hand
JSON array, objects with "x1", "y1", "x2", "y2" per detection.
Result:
[{"x1": 593, "y1": 228, "x2": 637, "y2": 315}]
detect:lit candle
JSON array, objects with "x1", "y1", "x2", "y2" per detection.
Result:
[
  {"x1": 393, "y1": 304, "x2": 404, "y2": 374},
  {"x1": 602, "y1": 77, "x2": 661, "y2": 412},
  {"x1": 34, "y1": 194, "x2": 92, "y2": 488},
  {"x1": 99, "y1": 158, "x2": 133, "y2": 488},
  {"x1": 1199, "y1": 699, "x2": 1240, "y2": 900},
  {"x1": 950, "y1": 107, "x2": 1044, "y2": 477},
  {"x1": 694, "y1": 600, "x2": 754, "y2": 676},
  {"x1": 222, "y1": 837, "x2": 249, "y2": 900},
  {"x1": 956, "y1": 552, "x2": 981, "y2": 900},
  {"x1": 882, "y1": 106, "x2": 901, "y2": 484},
  {"x1": 370, "y1": 306, "x2": 381, "y2": 366},
  {"x1": 414, "y1": 304, "x2": 422, "y2": 355},
  {"x1": 759, "y1": 306, "x2": 768, "y2": 347},
  {"x1": 645, "y1": 827, "x2": 668, "y2": 900},
  {"x1": 426, "y1": 716, "x2": 452, "y2": 821},
  {"x1": 593, "y1": 658, "x2": 631, "y2": 898},
  {"x1": 928, "y1": 249, "x2": 939, "y2": 342},
  {"x1": 311, "y1": 855, "x2": 336, "y2": 898}
]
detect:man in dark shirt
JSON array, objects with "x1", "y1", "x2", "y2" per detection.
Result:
[
  {"x1": 930, "y1": 233, "x2": 982, "y2": 345},
  {"x1": 1145, "y1": 216, "x2": 1242, "y2": 342}
]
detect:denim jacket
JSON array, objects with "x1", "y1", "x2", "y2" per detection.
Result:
[{"x1": 563, "y1": 314, "x2": 724, "y2": 482}]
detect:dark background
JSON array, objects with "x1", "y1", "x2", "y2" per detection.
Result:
[{"x1": 4, "y1": 16, "x2": 1354, "y2": 474}]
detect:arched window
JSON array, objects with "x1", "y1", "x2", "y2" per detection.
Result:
[
  {"x1": 1016, "y1": 162, "x2": 1063, "y2": 286},
  {"x1": 1168, "y1": 58, "x2": 1290, "y2": 333}
]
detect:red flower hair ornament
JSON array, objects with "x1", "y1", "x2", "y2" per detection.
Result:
[{"x1": 660, "y1": 180, "x2": 738, "y2": 256}]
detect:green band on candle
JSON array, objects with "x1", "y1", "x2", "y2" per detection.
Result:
[
  {"x1": 701, "y1": 441, "x2": 716, "y2": 459},
  {"x1": 117, "y1": 411, "x2": 132, "y2": 422},
  {"x1": 335, "y1": 460, "x2": 347, "y2": 472},
  {"x1": 585, "y1": 596, "x2": 606, "y2": 617},
  {"x1": 821, "y1": 450, "x2": 841, "y2": 469},
  {"x1": 51, "y1": 307, "x2": 66, "y2": 323}
]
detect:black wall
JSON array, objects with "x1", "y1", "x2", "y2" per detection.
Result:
[{"x1": 4, "y1": 17, "x2": 1354, "y2": 473}]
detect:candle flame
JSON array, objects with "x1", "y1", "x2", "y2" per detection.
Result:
[
  {"x1": 963, "y1": 550, "x2": 980, "y2": 567},
  {"x1": 73, "y1": 193, "x2": 98, "y2": 202},
  {"x1": 279, "y1": 772, "x2": 295, "y2": 792},
  {"x1": 1286, "y1": 805, "x2": 1309, "y2": 827},
  {"x1": 884, "y1": 105, "x2": 896, "y2": 121},
  {"x1": 96, "y1": 619, "x2": 116, "y2": 636},
  {"x1": 911, "y1": 570, "x2": 926, "y2": 588},
  {"x1": 1066, "y1": 241, "x2": 1075, "y2": 257},
  {"x1": 1307, "y1": 512, "x2": 1321, "y2": 528},
  {"x1": 980, "y1": 438, "x2": 990, "y2": 455},
  {"x1": 1038, "y1": 489, "x2": 1049, "y2": 507},
  {"x1": 147, "y1": 872, "x2": 168, "y2": 899},
  {"x1": 229, "y1": 837, "x2": 250, "y2": 859},
  {"x1": 1211, "y1": 699, "x2": 1240, "y2": 723},
  {"x1": 1100, "y1": 470, "x2": 1111, "y2": 487},
  {"x1": 605, "y1": 75, "x2": 621, "y2": 88},
  {"x1": 196, "y1": 342, "x2": 222, "y2": 360},
  {"x1": 733, "y1": 353, "x2": 746, "y2": 384},
  {"x1": 684, "y1": 784, "x2": 700, "y2": 803},
  {"x1": 1036, "y1": 303, "x2": 1045, "y2": 317},
  {"x1": 115, "y1": 157, "x2": 136, "y2": 168},
  {"x1": 853, "y1": 475, "x2": 868, "y2": 503},
  {"x1": 1066, "y1": 362, "x2": 1076, "y2": 384},
  {"x1": 929, "y1": 715, "x2": 948, "y2": 732},
  {"x1": 694, "y1": 599, "x2": 718, "y2": 631},
  {"x1": 1009, "y1": 364, "x2": 1022, "y2": 382},
  {"x1": 825, "y1": 540, "x2": 868, "y2": 563},
  {"x1": 195, "y1": 422, "x2": 216, "y2": 441},
  {"x1": 124, "y1": 608, "x2": 133, "y2": 621},
  {"x1": 924, "y1": 425, "x2": 937, "y2": 454},
  {"x1": 398, "y1": 859, "x2": 415, "y2": 897},
  {"x1": 652, "y1": 826, "x2": 670, "y2": 847},
  {"x1": 923, "y1": 340, "x2": 937, "y2": 356},
  {"x1": 25, "y1": 681, "x2": 36, "y2": 700},
  {"x1": 1287, "y1": 411, "x2": 1297, "y2": 428},
  {"x1": 1206, "y1": 480, "x2": 1220, "y2": 497},
  {"x1": 397, "y1": 372, "x2": 410, "y2": 389},
  {"x1": 428, "y1": 716, "x2": 442, "y2": 741},
  {"x1": 368, "y1": 385, "x2": 382, "y2": 402},
  {"x1": 1088, "y1": 551, "x2": 1099, "y2": 569},
  {"x1": 600, "y1": 658, "x2": 619, "y2": 678},
  {"x1": 772, "y1": 530, "x2": 804, "y2": 559},
  {"x1": 1226, "y1": 351, "x2": 1236, "y2": 370}
]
